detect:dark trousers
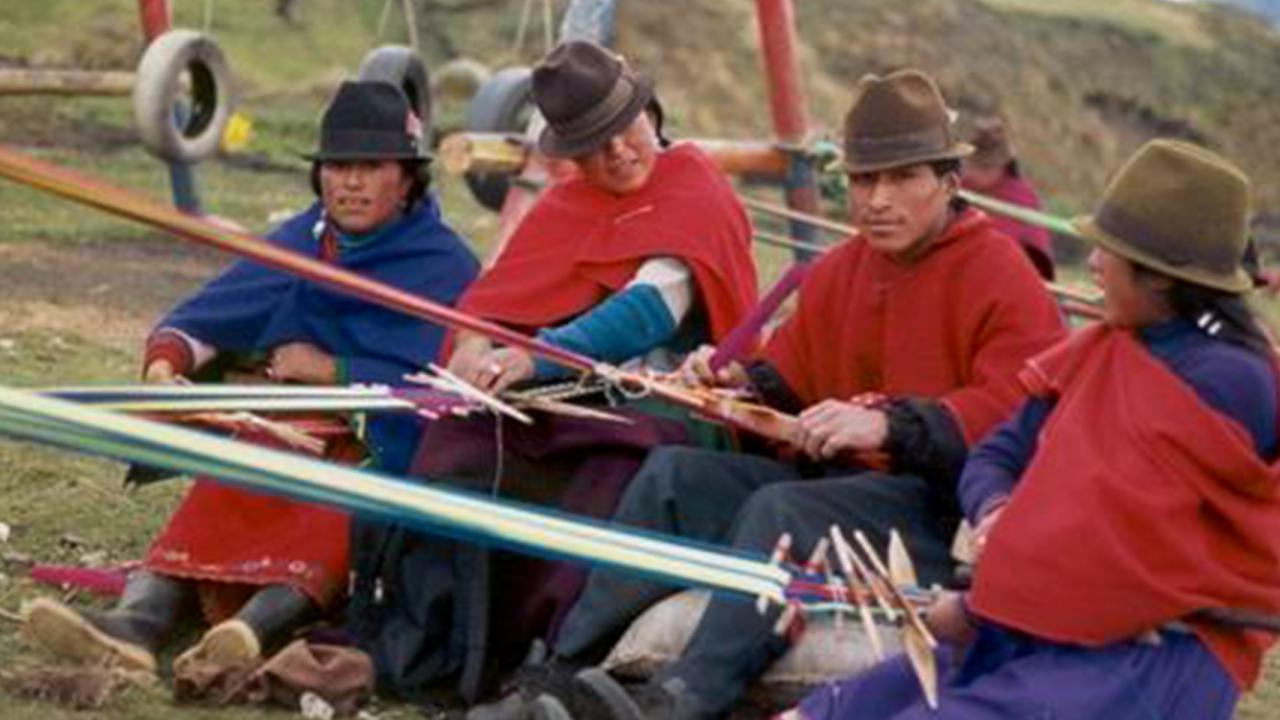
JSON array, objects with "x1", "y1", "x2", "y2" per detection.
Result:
[{"x1": 553, "y1": 446, "x2": 958, "y2": 716}]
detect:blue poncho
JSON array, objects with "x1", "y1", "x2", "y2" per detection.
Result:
[{"x1": 157, "y1": 196, "x2": 479, "y2": 473}]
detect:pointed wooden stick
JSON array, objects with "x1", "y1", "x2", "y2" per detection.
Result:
[
  {"x1": 828, "y1": 525, "x2": 885, "y2": 660},
  {"x1": 887, "y1": 529, "x2": 918, "y2": 588},
  {"x1": 409, "y1": 365, "x2": 534, "y2": 425},
  {"x1": 758, "y1": 533, "x2": 793, "y2": 615},
  {"x1": 853, "y1": 530, "x2": 937, "y2": 648}
]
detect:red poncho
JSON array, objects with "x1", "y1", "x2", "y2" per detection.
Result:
[
  {"x1": 972, "y1": 326, "x2": 1280, "y2": 688},
  {"x1": 761, "y1": 209, "x2": 1065, "y2": 444},
  {"x1": 456, "y1": 143, "x2": 757, "y2": 342}
]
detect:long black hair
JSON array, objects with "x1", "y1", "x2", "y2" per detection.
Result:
[{"x1": 1135, "y1": 264, "x2": 1274, "y2": 358}]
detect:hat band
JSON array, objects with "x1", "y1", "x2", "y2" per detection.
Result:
[
  {"x1": 1094, "y1": 204, "x2": 1195, "y2": 268},
  {"x1": 319, "y1": 129, "x2": 418, "y2": 158},
  {"x1": 847, "y1": 127, "x2": 949, "y2": 168},
  {"x1": 551, "y1": 74, "x2": 635, "y2": 144}
]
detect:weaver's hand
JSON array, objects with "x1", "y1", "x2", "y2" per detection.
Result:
[
  {"x1": 143, "y1": 359, "x2": 181, "y2": 384},
  {"x1": 446, "y1": 335, "x2": 494, "y2": 387},
  {"x1": 794, "y1": 399, "x2": 888, "y2": 460},
  {"x1": 469, "y1": 347, "x2": 536, "y2": 394},
  {"x1": 269, "y1": 342, "x2": 337, "y2": 384},
  {"x1": 678, "y1": 344, "x2": 749, "y2": 389},
  {"x1": 971, "y1": 504, "x2": 1006, "y2": 563},
  {"x1": 924, "y1": 590, "x2": 977, "y2": 647}
]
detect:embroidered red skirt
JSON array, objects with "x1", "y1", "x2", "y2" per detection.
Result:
[{"x1": 144, "y1": 418, "x2": 362, "y2": 622}]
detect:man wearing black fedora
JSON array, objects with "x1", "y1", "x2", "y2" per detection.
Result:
[
  {"x1": 479, "y1": 69, "x2": 1066, "y2": 720},
  {"x1": 22, "y1": 80, "x2": 478, "y2": 682}
]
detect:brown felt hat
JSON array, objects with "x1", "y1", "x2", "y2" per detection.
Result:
[
  {"x1": 1072, "y1": 139, "x2": 1253, "y2": 293},
  {"x1": 968, "y1": 114, "x2": 1014, "y2": 168},
  {"x1": 842, "y1": 69, "x2": 972, "y2": 173},
  {"x1": 533, "y1": 40, "x2": 655, "y2": 158}
]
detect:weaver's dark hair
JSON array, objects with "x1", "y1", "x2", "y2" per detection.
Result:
[
  {"x1": 929, "y1": 158, "x2": 968, "y2": 213},
  {"x1": 1135, "y1": 263, "x2": 1274, "y2": 358}
]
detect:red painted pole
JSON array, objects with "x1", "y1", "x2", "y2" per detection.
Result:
[
  {"x1": 135, "y1": 0, "x2": 203, "y2": 214},
  {"x1": 137, "y1": 0, "x2": 172, "y2": 41},
  {"x1": 754, "y1": 0, "x2": 824, "y2": 256}
]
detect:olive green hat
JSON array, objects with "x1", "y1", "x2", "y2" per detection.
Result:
[
  {"x1": 1072, "y1": 139, "x2": 1253, "y2": 293},
  {"x1": 842, "y1": 69, "x2": 973, "y2": 173}
]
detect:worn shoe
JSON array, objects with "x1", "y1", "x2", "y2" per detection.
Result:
[
  {"x1": 574, "y1": 668, "x2": 715, "y2": 720},
  {"x1": 21, "y1": 570, "x2": 195, "y2": 674},
  {"x1": 173, "y1": 618, "x2": 261, "y2": 674},
  {"x1": 467, "y1": 645, "x2": 583, "y2": 720},
  {"x1": 174, "y1": 583, "x2": 315, "y2": 674},
  {"x1": 21, "y1": 598, "x2": 157, "y2": 673},
  {"x1": 466, "y1": 692, "x2": 575, "y2": 720}
]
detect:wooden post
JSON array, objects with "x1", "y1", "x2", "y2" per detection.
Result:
[{"x1": 0, "y1": 70, "x2": 135, "y2": 96}]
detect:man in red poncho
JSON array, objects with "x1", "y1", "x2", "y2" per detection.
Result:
[
  {"x1": 346, "y1": 40, "x2": 759, "y2": 704},
  {"x1": 482, "y1": 68, "x2": 1067, "y2": 720}
]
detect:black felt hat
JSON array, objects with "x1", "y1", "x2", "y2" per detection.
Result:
[{"x1": 307, "y1": 81, "x2": 426, "y2": 161}]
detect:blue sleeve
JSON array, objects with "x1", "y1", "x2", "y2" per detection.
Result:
[
  {"x1": 1175, "y1": 346, "x2": 1278, "y2": 459},
  {"x1": 159, "y1": 206, "x2": 322, "y2": 352},
  {"x1": 532, "y1": 284, "x2": 678, "y2": 379},
  {"x1": 958, "y1": 396, "x2": 1055, "y2": 523}
]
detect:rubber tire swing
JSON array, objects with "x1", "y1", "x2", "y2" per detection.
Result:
[
  {"x1": 357, "y1": 45, "x2": 434, "y2": 144},
  {"x1": 464, "y1": 66, "x2": 535, "y2": 211},
  {"x1": 133, "y1": 29, "x2": 233, "y2": 164}
]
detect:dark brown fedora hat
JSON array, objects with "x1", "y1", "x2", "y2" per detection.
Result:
[
  {"x1": 842, "y1": 69, "x2": 972, "y2": 173},
  {"x1": 533, "y1": 40, "x2": 655, "y2": 158},
  {"x1": 1072, "y1": 139, "x2": 1253, "y2": 293}
]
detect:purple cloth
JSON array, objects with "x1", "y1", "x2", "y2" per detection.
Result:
[
  {"x1": 797, "y1": 625, "x2": 1238, "y2": 720},
  {"x1": 411, "y1": 409, "x2": 689, "y2": 664}
]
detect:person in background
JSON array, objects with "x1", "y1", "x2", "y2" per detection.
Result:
[{"x1": 961, "y1": 112, "x2": 1055, "y2": 280}]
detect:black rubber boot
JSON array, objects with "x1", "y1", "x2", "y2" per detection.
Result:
[
  {"x1": 22, "y1": 570, "x2": 196, "y2": 673},
  {"x1": 175, "y1": 583, "x2": 317, "y2": 672}
]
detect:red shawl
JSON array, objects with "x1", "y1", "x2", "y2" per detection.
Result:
[
  {"x1": 456, "y1": 143, "x2": 757, "y2": 342},
  {"x1": 760, "y1": 209, "x2": 1065, "y2": 444},
  {"x1": 971, "y1": 326, "x2": 1280, "y2": 688}
]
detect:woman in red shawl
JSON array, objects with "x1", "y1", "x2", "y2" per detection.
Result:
[
  {"x1": 793, "y1": 140, "x2": 1280, "y2": 719},
  {"x1": 346, "y1": 40, "x2": 757, "y2": 702}
]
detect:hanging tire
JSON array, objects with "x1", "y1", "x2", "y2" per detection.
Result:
[
  {"x1": 358, "y1": 45, "x2": 433, "y2": 142},
  {"x1": 433, "y1": 56, "x2": 491, "y2": 103},
  {"x1": 558, "y1": 0, "x2": 618, "y2": 46},
  {"x1": 464, "y1": 66, "x2": 534, "y2": 211},
  {"x1": 132, "y1": 29, "x2": 234, "y2": 164}
]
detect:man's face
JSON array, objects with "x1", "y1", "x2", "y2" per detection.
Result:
[
  {"x1": 320, "y1": 160, "x2": 412, "y2": 234},
  {"x1": 848, "y1": 163, "x2": 956, "y2": 260},
  {"x1": 572, "y1": 113, "x2": 659, "y2": 196}
]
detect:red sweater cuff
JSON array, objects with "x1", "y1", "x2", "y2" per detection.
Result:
[{"x1": 143, "y1": 330, "x2": 195, "y2": 378}]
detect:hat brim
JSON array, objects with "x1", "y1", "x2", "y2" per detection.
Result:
[
  {"x1": 1072, "y1": 214, "x2": 1254, "y2": 294},
  {"x1": 537, "y1": 73, "x2": 655, "y2": 159},
  {"x1": 841, "y1": 141, "x2": 974, "y2": 174}
]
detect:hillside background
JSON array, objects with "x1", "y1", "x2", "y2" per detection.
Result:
[{"x1": 3, "y1": 0, "x2": 1280, "y2": 243}]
